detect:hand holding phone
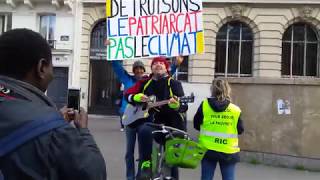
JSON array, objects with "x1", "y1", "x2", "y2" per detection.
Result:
[
  {"x1": 60, "y1": 106, "x2": 75, "y2": 121},
  {"x1": 74, "y1": 107, "x2": 88, "y2": 129}
]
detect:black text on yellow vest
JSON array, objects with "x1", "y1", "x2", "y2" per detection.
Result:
[{"x1": 199, "y1": 99, "x2": 241, "y2": 154}]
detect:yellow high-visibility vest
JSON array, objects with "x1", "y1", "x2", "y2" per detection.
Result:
[{"x1": 199, "y1": 99, "x2": 241, "y2": 154}]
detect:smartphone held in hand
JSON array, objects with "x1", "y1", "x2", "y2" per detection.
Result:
[{"x1": 67, "y1": 88, "x2": 80, "y2": 111}]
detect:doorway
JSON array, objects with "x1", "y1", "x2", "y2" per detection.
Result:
[
  {"x1": 88, "y1": 19, "x2": 120, "y2": 115},
  {"x1": 88, "y1": 61, "x2": 120, "y2": 114}
]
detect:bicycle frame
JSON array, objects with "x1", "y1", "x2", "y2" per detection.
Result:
[
  {"x1": 148, "y1": 123, "x2": 191, "y2": 180},
  {"x1": 152, "y1": 139, "x2": 167, "y2": 180}
]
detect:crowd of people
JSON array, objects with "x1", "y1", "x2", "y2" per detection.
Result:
[{"x1": 0, "y1": 29, "x2": 243, "y2": 180}]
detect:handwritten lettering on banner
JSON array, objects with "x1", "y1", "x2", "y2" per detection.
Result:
[{"x1": 106, "y1": 0, "x2": 204, "y2": 60}]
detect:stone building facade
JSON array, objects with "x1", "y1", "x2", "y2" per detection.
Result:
[{"x1": 0, "y1": 0, "x2": 79, "y2": 108}]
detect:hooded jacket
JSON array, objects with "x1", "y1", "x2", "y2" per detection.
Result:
[
  {"x1": 0, "y1": 75, "x2": 106, "y2": 180},
  {"x1": 193, "y1": 97, "x2": 244, "y2": 163}
]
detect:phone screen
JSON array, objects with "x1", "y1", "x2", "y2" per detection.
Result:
[{"x1": 67, "y1": 88, "x2": 80, "y2": 110}]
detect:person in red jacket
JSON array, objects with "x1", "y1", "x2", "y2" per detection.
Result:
[
  {"x1": 125, "y1": 57, "x2": 188, "y2": 180},
  {"x1": 106, "y1": 39, "x2": 184, "y2": 180}
]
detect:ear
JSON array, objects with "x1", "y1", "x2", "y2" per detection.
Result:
[{"x1": 36, "y1": 58, "x2": 49, "y2": 79}]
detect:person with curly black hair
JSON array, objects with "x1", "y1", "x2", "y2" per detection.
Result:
[{"x1": 0, "y1": 29, "x2": 106, "y2": 180}]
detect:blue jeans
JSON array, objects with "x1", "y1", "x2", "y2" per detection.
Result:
[
  {"x1": 119, "y1": 112, "x2": 124, "y2": 129},
  {"x1": 201, "y1": 157, "x2": 236, "y2": 180},
  {"x1": 125, "y1": 126, "x2": 143, "y2": 180}
]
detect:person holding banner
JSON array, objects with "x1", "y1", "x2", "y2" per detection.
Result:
[
  {"x1": 106, "y1": 39, "x2": 184, "y2": 180},
  {"x1": 193, "y1": 79, "x2": 244, "y2": 180},
  {"x1": 125, "y1": 57, "x2": 188, "y2": 180}
]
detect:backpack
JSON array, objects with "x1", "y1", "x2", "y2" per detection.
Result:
[{"x1": 0, "y1": 97, "x2": 68, "y2": 179}]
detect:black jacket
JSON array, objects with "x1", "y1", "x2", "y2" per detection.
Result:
[
  {"x1": 0, "y1": 76, "x2": 106, "y2": 180},
  {"x1": 193, "y1": 97, "x2": 244, "y2": 163},
  {"x1": 125, "y1": 76, "x2": 187, "y2": 130}
]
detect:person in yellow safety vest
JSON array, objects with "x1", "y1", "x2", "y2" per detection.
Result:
[{"x1": 193, "y1": 79, "x2": 244, "y2": 180}]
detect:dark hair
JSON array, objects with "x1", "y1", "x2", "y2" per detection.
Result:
[{"x1": 0, "y1": 28, "x2": 52, "y2": 79}]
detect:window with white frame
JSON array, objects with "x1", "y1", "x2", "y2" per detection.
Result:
[
  {"x1": 215, "y1": 21, "x2": 253, "y2": 77},
  {"x1": 39, "y1": 15, "x2": 56, "y2": 48},
  {"x1": 172, "y1": 56, "x2": 188, "y2": 82},
  {"x1": 0, "y1": 14, "x2": 11, "y2": 35},
  {"x1": 282, "y1": 23, "x2": 319, "y2": 77}
]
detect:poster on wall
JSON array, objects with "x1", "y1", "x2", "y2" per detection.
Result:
[
  {"x1": 277, "y1": 99, "x2": 291, "y2": 115},
  {"x1": 106, "y1": 0, "x2": 204, "y2": 60}
]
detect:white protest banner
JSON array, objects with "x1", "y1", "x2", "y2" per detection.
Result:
[{"x1": 106, "y1": 0, "x2": 204, "y2": 60}]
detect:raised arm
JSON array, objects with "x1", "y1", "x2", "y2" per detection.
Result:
[
  {"x1": 106, "y1": 39, "x2": 132, "y2": 84},
  {"x1": 170, "y1": 56, "x2": 184, "y2": 75},
  {"x1": 111, "y1": 61, "x2": 132, "y2": 84}
]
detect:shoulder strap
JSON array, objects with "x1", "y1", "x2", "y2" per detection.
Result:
[
  {"x1": 0, "y1": 113, "x2": 67, "y2": 157},
  {"x1": 167, "y1": 77, "x2": 173, "y2": 97},
  {"x1": 142, "y1": 79, "x2": 153, "y2": 94}
]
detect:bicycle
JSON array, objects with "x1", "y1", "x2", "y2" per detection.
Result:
[{"x1": 145, "y1": 123, "x2": 207, "y2": 180}]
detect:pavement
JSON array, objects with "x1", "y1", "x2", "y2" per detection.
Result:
[{"x1": 88, "y1": 115, "x2": 320, "y2": 180}]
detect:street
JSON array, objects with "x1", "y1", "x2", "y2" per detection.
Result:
[{"x1": 88, "y1": 115, "x2": 320, "y2": 180}]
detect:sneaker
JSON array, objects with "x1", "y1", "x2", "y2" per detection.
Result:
[{"x1": 137, "y1": 160, "x2": 152, "y2": 180}]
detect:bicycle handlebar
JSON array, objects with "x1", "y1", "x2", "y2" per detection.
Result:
[{"x1": 145, "y1": 122, "x2": 190, "y2": 138}]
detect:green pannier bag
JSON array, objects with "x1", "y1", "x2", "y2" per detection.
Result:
[{"x1": 165, "y1": 138, "x2": 207, "y2": 168}]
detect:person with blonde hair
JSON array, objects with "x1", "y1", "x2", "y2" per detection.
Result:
[{"x1": 193, "y1": 79, "x2": 244, "y2": 180}]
